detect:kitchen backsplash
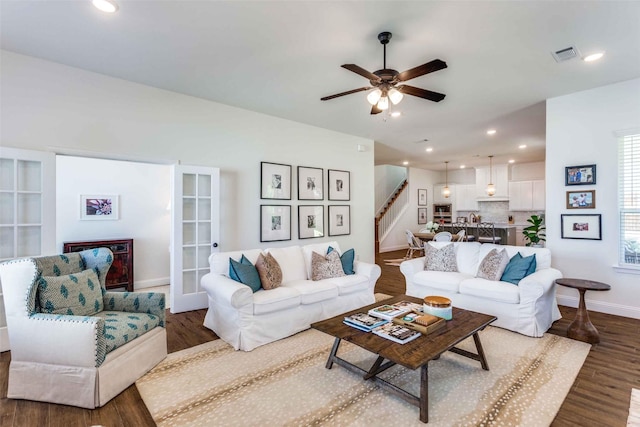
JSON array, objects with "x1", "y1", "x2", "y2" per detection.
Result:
[{"x1": 457, "y1": 201, "x2": 544, "y2": 225}]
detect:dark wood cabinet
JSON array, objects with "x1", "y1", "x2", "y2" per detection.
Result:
[{"x1": 63, "y1": 239, "x2": 134, "y2": 292}]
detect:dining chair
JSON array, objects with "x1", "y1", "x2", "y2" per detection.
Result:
[
  {"x1": 433, "y1": 231, "x2": 453, "y2": 242},
  {"x1": 454, "y1": 229, "x2": 467, "y2": 242},
  {"x1": 475, "y1": 222, "x2": 502, "y2": 244},
  {"x1": 405, "y1": 230, "x2": 425, "y2": 259}
]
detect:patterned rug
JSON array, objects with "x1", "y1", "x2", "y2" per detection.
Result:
[
  {"x1": 137, "y1": 325, "x2": 590, "y2": 426},
  {"x1": 629, "y1": 389, "x2": 640, "y2": 426},
  {"x1": 383, "y1": 258, "x2": 407, "y2": 266}
]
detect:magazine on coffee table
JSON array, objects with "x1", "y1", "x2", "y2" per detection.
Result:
[
  {"x1": 372, "y1": 322, "x2": 421, "y2": 344},
  {"x1": 368, "y1": 300, "x2": 422, "y2": 321},
  {"x1": 343, "y1": 313, "x2": 389, "y2": 332}
]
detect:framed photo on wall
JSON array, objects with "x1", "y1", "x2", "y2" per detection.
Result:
[
  {"x1": 328, "y1": 169, "x2": 350, "y2": 201},
  {"x1": 298, "y1": 205, "x2": 324, "y2": 239},
  {"x1": 418, "y1": 189, "x2": 427, "y2": 206},
  {"x1": 566, "y1": 190, "x2": 596, "y2": 209},
  {"x1": 80, "y1": 195, "x2": 119, "y2": 220},
  {"x1": 565, "y1": 164, "x2": 596, "y2": 186},
  {"x1": 260, "y1": 205, "x2": 291, "y2": 242},
  {"x1": 297, "y1": 166, "x2": 323, "y2": 200},
  {"x1": 418, "y1": 208, "x2": 428, "y2": 225},
  {"x1": 561, "y1": 214, "x2": 601, "y2": 240},
  {"x1": 328, "y1": 205, "x2": 350, "y2": 236},
  {"x1": 261, "y1": 162, "x2": 292, "y2": 200}
]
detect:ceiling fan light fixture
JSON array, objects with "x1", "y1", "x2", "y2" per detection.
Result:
[
  {"x1": 92, "y1": 0, "x2": 119, "y2": 13},
  {"x1": 377, "y1": 96, "x2": 389, "y2": 110},
  {"x1": 388, "y1": 88, "x2": 403, "y2": 105},
  {"x1": 367, "y1": 88, "x2": 382, "y2": 105}
]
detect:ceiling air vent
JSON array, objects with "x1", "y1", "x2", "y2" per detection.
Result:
[{"x1": 551, "y1": 46, "x2": 579, "y2": 63}]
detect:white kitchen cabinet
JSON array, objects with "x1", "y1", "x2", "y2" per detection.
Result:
[
  {"x1": 433, "y1": 184, "x2": 455, "y2": 204},
  {"x1": 454, "y1": 184, "x2": 478, "y2": 211},
  {"x1": 509, "y1": 180, "x2": 545, "y2": 211},
  {"x1": 532, "y1": 180, "x2": 545, "y2": 210},
  {"x1": 476, "y1": 165, "x2": 509, "y2": 199}
]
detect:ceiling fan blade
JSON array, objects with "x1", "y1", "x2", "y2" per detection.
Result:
[
  {"x1": 370, "y1": 104, "x2": 382, "y2": 115},
  {"x1": 321, "y1": 86, "x2": 371, "y2": 101},
  {"x1": 396, "y1": 59, "x2": 447, "y2": 82},
  {"x1": 341, "y1": 64, "x2": 382, "y2": 83},
  {"x1": 397, "y1": 85, "x2": 446, "y2": 102}
]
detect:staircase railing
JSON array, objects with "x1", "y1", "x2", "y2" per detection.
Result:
[{"x1": 375, "y1": 180, "x2": 409, "y2": 252}]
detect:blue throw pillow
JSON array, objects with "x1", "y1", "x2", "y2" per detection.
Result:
[
  {"x1": 229, "y1": 255, "x2": 262, "y2": 292},
  {"x1": 327, "y1": 246, "x2": 355, "y2": 275},
  {"x1": 500, "y1": 253, "x2": 536, "y2": 285},
  {"x1": 525, "y1": 254, "x2": 537, "y2": 276}
]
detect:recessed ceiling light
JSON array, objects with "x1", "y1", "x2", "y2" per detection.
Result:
[
  {"x1": 459, "y1": 165, "x2": 466, "y2": 169},
  {"x1": 402, "y1": 161, "x2": 409, "y2": 165},
  {"x1": 391, "y1": 111, "x2": 401, "y2": 117},
  {"x1": 92, "y1": 0, "x2": 119, "y2": 13},
  {"x1": 519, "y1": 144, "x2": 527, "y2": 149},
  {"x1": 486, "y1": 129, "x2": 497, "y2": 135},
  {"x1": 508, "y1": 159, "x2": 515, "y2": 164},
  {"x1": 583, "y1": 52, "x2": 605, "y2": 62},
  {"x1": 425, "y1": 147, "x2": 433, "y2": 153}
]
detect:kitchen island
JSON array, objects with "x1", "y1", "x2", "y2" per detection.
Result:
[{"x1": 435, "y1": 223, "x2": 517, "y2": 245}]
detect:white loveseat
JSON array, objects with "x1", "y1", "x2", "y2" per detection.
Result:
[
  {"x1": 400, "y1": 242, "x2": 562, "y2": 337},
  {"x1": 200, "y1": 241, "x2": 381, "y2": 351}
]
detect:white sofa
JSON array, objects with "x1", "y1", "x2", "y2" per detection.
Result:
[
  {"x1": 400, "y1": 242, "x2": 562, "y2": 337},
  {"x1": 200, "y1": 241, "x2": 381, "y2": 351}
]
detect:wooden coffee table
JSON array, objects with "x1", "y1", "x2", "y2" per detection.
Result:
[{"x1": 311, "y1": 295, "x2": 496, "y2": 423}]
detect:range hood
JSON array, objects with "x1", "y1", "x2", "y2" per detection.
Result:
[{"x1": 476, "y1": 196, "x2": 509, "y2": 202}]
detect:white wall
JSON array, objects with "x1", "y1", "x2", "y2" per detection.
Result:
[
  {"x1": 1, "y1": 51, "x2": 376, "y2": 262},
  {"x1": 375, "y1": 165, "x2": 407, "y2": 213},
  {"x1": 56, "y1": 156, "x2": 171, "y2": 289},
  {"x1": 546, "y1": 77, "x2": 640, "y2": 319},
  {"x1": 510, "y1": 161, "x2": 545, "y2": 181},
  {"x1": 379, "y1": 167, "x2": 441, "y2": 252}
]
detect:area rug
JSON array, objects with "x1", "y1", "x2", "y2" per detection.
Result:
[
  {"x1": 629, "y1": 388, "x2": 640, "y2": 426},
  {"x1": 383, "y1": 258, "x2": 407, "y2": 266},
  {"x1": 137, "y1": 326, "x2": 590, "y2": 426}
]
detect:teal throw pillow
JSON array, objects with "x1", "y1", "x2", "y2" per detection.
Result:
[
  {"x1": 500, "y1": 253, "x2": 536, "y2": 285},
  {"x1": 38, "y1": 268, "x2": 103, "y2": 316},
  {"x1": 229, "y1": 255, "x2": 262, "y2": 292},
  {"x1": 327, "y1": 246, "x2": 355, "y2": 275},
  {"x1": 525, "y1": 254, "x2": 537, "y2": 276}
]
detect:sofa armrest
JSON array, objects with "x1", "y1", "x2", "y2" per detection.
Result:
[
  {"x1": 200, "y1": 273, "x2": 253, "y2": 309},
  {"x1": 103, "y1": 291, "x2": 166, "y2": 327},
  {"x1": 518, "y1": 268, "x2": 563, "y2": 302},
  {"x1": 399, "y1": 257, "x2": 425, "y2": 279},
  {"x1": 11, "y1": 314, "x2": 105, "y2": 368},
  {"x1": 353, "y1": 261, "x2": 381, "y2": 287}
]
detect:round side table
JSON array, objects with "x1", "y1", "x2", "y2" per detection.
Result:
[{"x1": 555, "y1": 278, "x2": 611, "y2": 344}]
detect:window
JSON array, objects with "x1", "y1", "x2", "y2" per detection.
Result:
[{"x1": 620, "y1": 133, "x2": 640, "y2": 265}]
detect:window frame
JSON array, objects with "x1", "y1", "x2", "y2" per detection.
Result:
[{"x1": 617, "y1": 130, "x2": 640, "y2": 272}]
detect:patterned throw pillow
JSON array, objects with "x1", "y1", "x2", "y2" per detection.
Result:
[
  {"x1": 327, "y1": 246, "x2": 356, "y2": 275},
  {"x1": 477, "y1": 249, "x2": 510, "y2": 281},
  {"x1": 255, "y1": 253, "x2": 283, "y2": 290},
  {"x1": 311, "y1": 250, "x2": 346, "y2": 281},
  {"x1": 38, "y1": 268, "x2": 104, "y2": 316},
  {"x1": 424, "y1": 243, "x2": 458, "y2": 272}
]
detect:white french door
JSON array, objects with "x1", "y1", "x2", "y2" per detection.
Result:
[
  {"x1": 170, "y1": 165, "x2": 220, "y2": 313},
  {"x1": 0, "y1": 147, "x2": 56, "y2": 351}
]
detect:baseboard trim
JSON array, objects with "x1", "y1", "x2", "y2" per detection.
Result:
[
  {"x1": 557, "y1": 295, "x2": 640, "y2": 320},
  {"x1": 379, "y1": 245, "x2": 408, "y2": 253},
  {"x1": 135, "y1": 277, "x2": 170, "y2": 290}
]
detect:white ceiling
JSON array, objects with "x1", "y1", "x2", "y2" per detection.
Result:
[{"x1": 2, "y1": 1, "x2": 639, "y2": 171}]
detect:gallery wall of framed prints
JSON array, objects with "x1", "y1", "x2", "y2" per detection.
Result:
[{"x1": 562, "y1": 163, "x2": 600, "y2": 240}]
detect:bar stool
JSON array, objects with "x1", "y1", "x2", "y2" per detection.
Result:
[{"x1": 475, "y1": 222, "x2": 502, "y2": 244}]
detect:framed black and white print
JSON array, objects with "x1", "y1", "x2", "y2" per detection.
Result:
[
  {"x1": 565, "y1": 164, "x2": 596, "y2": 186},
  {"x1": 418, "y1": 208, "x2": 428, "y2": 225},
  {"x1": 298, "y1": 205, "x2": 324, "y2": 239},
  {"x1": 261, "y1": 162, "x2": 292, "y2": 200},
  {"x1": 561, "y1": 214, "x2": 601, "y2": 240},
  {"x1": 328, "y1": 169, "x2": 350, "y2": 201},
  {"x1": 260, "y1": 205, "x2": 291, "y2": 242},
  {"x1": 328, "y1": 205, "x2": 350, "y2": 236},
  {"x1": 297, "y1": 166, "x2": 324, "y2": 200},
  {"x1": 418, "y1": 189, "x2": 427, "y2": 206}
]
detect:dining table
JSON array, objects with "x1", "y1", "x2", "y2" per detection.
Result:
[{"x1": 414, "y1": 232, "x2": 436, "y2": 242}]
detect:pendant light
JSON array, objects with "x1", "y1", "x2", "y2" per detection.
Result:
[
  {"x1": 442, "y1": 161, "x2": 451, "y2": 198},
  {"x1": 486, "y1": 155, "x2": 496, "y2": 196}
]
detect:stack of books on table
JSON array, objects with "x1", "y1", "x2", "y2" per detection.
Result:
[
  {"x1": 367, "y1": 300, "x2": 423, "y2": 321},
  {"x1": 371, "y1": 322, "x2": 421, "y2": 344},
  {"x1": 343, "y1": 313, "x2": 389, "y2": 332}
]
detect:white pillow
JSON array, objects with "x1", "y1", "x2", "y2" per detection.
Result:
[{"x1": 476, "y1": 248, "x2": 510, "y2": 281}]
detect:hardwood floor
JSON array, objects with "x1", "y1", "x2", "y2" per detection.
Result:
[{"x1": 0, "y1": 249, "x2": 638, "y2": 426}]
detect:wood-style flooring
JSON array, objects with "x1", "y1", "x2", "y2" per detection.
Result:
[{"x1": 0, "y1": 248, "x2": 638, "y2": 426}]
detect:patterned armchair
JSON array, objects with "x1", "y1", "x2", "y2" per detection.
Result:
[{"x1": 0, "y1": 248, "x2": 167, "y2": 408}]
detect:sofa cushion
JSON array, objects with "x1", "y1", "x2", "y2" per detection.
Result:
[
  {"x1": 255, "y1": 253, "x2": 283, "y2": 290},
  {"x1": 38, "y1": 268, "x2": 103, "y2": 316},
  {"x1": 322, "y1": 274, "x2": 369, "y2": 295},
  {"x1": 412, "y1": 270, "x2": 472, "y2": 293},
  {"x1": 229, "y1": 255, "x2": 262, "y2": 292},
  {"x1": 327, "y1": 246, "x2": 355, "y2": 275},
  {"x1": 301, "y1": 241, "x2": 340, "y2": 279},
  {"x1": 283, "y1": 279, "x2": 338, "y2": 304},
  {"x1": 267, "y1": 245, "x2": 307, "y2": 283},
  {"x1": 311, "y1": 251, "x2": 345, "y2": 281},
  {"x1": 97, "y1": 310, "x2": 163, "y2": 354},
  {"x1": 476, "y1": 248, "x2": 510, "y2": 281},
  {"x1": 500, "y1": 253, "x2": 537, "y2": 285},
  {"x1": 252, "y1": 286, "x2": 301, "y2": 315},
  {"x1": 424, "y1": 242, "x2": 481, "y2": 276},
  {"x1": 424, "y1": 243, "x2": 458, "y2": 272},
  {"x1": 210, "y1": 249, "x2": 263, "y2": 275},
  {"x1": 459, "y1": 278, "x2": 520, "y2": 304}
]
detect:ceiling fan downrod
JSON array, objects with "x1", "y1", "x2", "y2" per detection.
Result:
[{"x1": 378, "y1": 31, "x2": 392, "y2": 69}]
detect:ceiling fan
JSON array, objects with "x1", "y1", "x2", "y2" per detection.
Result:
[{"x1": 321, "y1": 31, "x2": 447, "y2": 115}]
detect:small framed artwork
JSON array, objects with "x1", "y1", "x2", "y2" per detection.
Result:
[
  {"x1": 418, "y1": 189, "x2": 427, "y2": 206},
  {"x1": 297, "y1": 166, "x2": 324, "y2": 200},
  {"x1": 418, "y1": 208, "x2": 428, "y2": 225},
  {"x1": 328, "y1": 169, "x2": 350, "y2": 201},
  {"x1": 80, "y1": 195, "x2": 119, "y2": 220},
  {"x1": 565, "y1": 164, "x2": 596, "y2": 186},
  {"x1": 261, "y1": 162, "x2": 292, "y2": 200},
  {"x1": 260, "y1": 205, "x2": 291, "y2": 242},
  {"x1": 328, "y1": 205, "x2": 350, "y2": 236},
  {"x1": 298, "y1": 205, "x2": 324, "y2": 239},
  {"x1": 566, "y1": 190, "x2": 596, "y2": 209},
  {"x1": 561, "y1": 214, "x2": 602, "y2": 240}
]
